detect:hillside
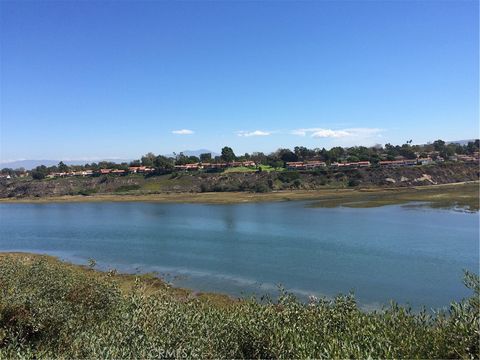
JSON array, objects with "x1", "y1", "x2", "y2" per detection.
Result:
[{"x1": 0, "y1": 163, "x2": 478, "y2": 200}]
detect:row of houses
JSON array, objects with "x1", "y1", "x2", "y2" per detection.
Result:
[
  {"x1": 174, "y1": 161, "x2": 256, "y2": 171},
  {"x1": 47, "y1": 170, "x2": 94, "y2": 178},
  {"x1": 286, "y1": 160, "x2": 371, "y2": 170},
  {"x1": 286, "y1": 157, "x2": 447, "y2": 171},
  {"x1": 46, "y1": 166, "x2": 155, "y2": 178},
  {"x1": 453, "y1": 154, "x2": 479, "y2": 163},
  {"x1": 0, "y1": 173, "x2": 29, "y2": 179},
  {"x1": 47, "y1": 161, "x2": 260, "y2": 177},
  {"x1": 381, "y1": 154, "x2": 479, "y2": 167},
  {"x1": 332, "y1": 161, "x2": 371, "y2": 169},
  {"x1": 378, "y1": 158, "x2": 434, "y2": 167},
  {"x1": 286, "y1": 161, "x2": 327, "y2": 170},
  {"x1": 175, "y1": 155, "x2": 478, "y2": 173}
]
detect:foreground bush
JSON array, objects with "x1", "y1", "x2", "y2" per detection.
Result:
[{"x1": 0, "y1": 255, "x2": 478, "y2": 359}]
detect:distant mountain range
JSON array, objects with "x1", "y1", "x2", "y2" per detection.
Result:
[{"x1": 0, "y1": 150, "x2": 219, "y2": 170}]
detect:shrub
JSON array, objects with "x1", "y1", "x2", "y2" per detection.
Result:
[
  {"x1": 277, "y1": 171, "x2": 300, "y2": 183},
  {"x1": 199, "y1": 183, "x2": 210, "y2": 192},
  {"x1": 313, "y1": 168, "x2": 327, "y2": 176},
  {"x1": 77, "y1": 189, "x2": 98, "y2": 196},
  {"x1": 348, "y1": 179, "x2": 360, "y2": 187},
  {"x1": 317, "y1": 176, "x2": 328, "y2": 186},
  {"x1": 0, "y1": 255, "x2": 478, "y2": 359},
  {"x1": 31, "y1": 170, "x2": 45, "y2": 180},
  {"x1": 254, "y1": 182, "x2": 270, "y2": 193}
]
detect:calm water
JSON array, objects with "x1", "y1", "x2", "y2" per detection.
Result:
[{"x1": 0, "y1": 202, "x2": 478, "y2": 309}]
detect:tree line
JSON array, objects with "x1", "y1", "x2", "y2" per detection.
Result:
[
  {"x1": 1, "y1": 139, "x2": 478, "y2": 180},
  {"x1": 138, "y1": 139, "x2": 479, "y2": 169}
]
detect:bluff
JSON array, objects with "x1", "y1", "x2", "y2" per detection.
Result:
[{"x1": 0, "y1": 163, "x2": 478, "y2": 199}]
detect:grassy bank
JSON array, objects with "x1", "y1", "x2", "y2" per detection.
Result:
[
  {"x1": 0, "y1": 253, "x2": 478, "y2": 358},
  {"x1": 1, "y1": 182, "x2": 478, "y2": 211}
]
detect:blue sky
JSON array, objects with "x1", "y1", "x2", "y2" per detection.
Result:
[{"x1": 1, "y1": 1, "x2": 478, "y2": 162}]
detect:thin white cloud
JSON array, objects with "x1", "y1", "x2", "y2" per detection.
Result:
[
  {"x1": 237, "y1": 130, "x2": 271, "y2": 137},
  {"x1": 172, "y1": 129, "x2": 194, "y2": 135},
  {"x1": 311, "y1": 129, "x2": 350, "y2": 138},
  {"x1": 291, "y1": 129, "x2": 308, "y2": 136},
  {"x1": 292, "y1": 127, "x2": 383, "y2": 139}
]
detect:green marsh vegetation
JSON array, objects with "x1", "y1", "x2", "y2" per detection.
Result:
[{"x1": 0, "y1": 254, "x2": 478, "y2": 359}]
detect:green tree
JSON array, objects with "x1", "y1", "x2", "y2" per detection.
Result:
[
  {"x1": 251, "y1": 152, "x2": 267, "y2": 165},
  {"x1": 221, "y1": 147, "x2": 236, "y2": 162},
  {"x1": 294, "y1": 146, "x2": 315, "y2": 160},
  {"x1": 399, "y1": 144, "x2": 417, "y2": 159},
  {"x1": 199, "y1": 153, "x2": 212, "y2": 162},
  {"x1": 442, "y1": 144, "x2": 457, "y2": 159},
  {"x1": 384, "y1": 143, "x2": 399, "y2": 158},
  {"x1": 154, "y1": 155, "x2": 173, "y2": 170},
  {"x1": 175, "y1": 153, "x2": 189, "y2": 165},
  {"x1": 433, "y1": 139, "x2": 446, "y2": 152},
  {"x1": 276, "y1": 148, "x2": 298, "y2": 163},
  {"x1": 58, "y1": 161, "x2": 69, "y2": 172},
  {"x1": 31, "y1": 165, "x2": 48, "y2": 180},
  {"x1": 187, "y1": 156, "x2": 200, "y2": 163},
  {"x1": 1, "y1": 168, "x2": 14, "y2": 176},
  {"x1": 141, "y1": 152, "x2": 156, "y2": 167},
  {"x1": 466, "y1": 140, "x2": 479, "y2": 154},
  {"x1": 328, "y1": 146, "x2": 346, "y2": 162}
]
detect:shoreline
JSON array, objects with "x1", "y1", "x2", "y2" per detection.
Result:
[
  {"x1": 0, "y1": 252, "x2": 237, "y2": 306},
  {"x1": 0, "y1": 181, "x2": 478, "y2": 210}
]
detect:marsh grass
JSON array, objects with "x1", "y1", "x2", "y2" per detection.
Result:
[{"x1": 0, "y1": 253, "x2": 478, "y2": 359}]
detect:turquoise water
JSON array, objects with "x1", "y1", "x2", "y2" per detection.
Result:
[{"x1": 0, "y1": 202, "x2": 478, "y2": 309}]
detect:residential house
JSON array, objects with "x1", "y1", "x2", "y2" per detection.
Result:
[
  {"x1": 129, "y1": 166, "x2": 155, "y2": 173},
  {"x1": 332, "y1": 161, "x2": 371, "y2": 169},
  {"x1": 403, "y1": 159, "x2": 417, "y2": 166},
  {"x1": 457, "y1": 155, "x2": 478, "y2": 163},
  {"x1": 304, "y1": 161, "x2": 327, "y2": 169},
  {"x1": 286, "y1": 162, "x2": 305, "y2": 170},
  {"x1": 241, "y1": 160, "x2": 256, "y2": 167},
  {"x1": 174, "y1": 163, "x2": 200, "y2": 171},
  {"x1": 202, "y1": 162, "x2": 228, "y2": 169}
]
